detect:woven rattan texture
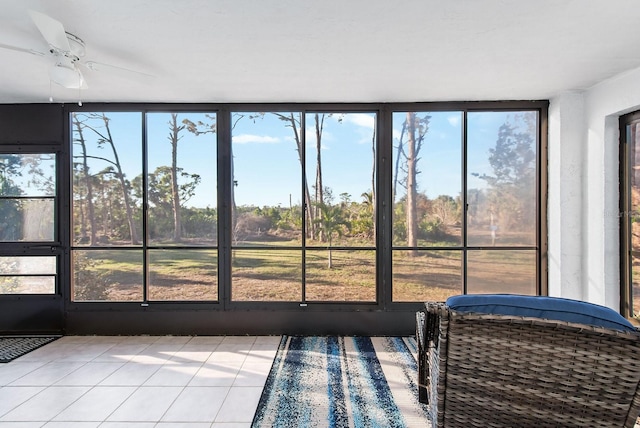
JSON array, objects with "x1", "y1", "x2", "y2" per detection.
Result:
[{"x1": 418, "y1": 302, "x2": 640, "y2": 428}]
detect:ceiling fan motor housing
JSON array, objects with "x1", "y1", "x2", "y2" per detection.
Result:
[{"x1": 64, "y1": 32, "x2": 85, "y2": 60}]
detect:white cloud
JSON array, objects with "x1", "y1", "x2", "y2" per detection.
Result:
[
  {"x1": 232, "y1": 134, "x2": 280, "y2": 144},
  {"x1": 341, "y1": 113, "x2": 376, "y2": 130},
  {"x1": 448, "y1": 116, "x2": 460, "y2": 127}
]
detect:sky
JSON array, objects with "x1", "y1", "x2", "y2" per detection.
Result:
[{"x1": 69, "y1": 110, "x2": 537, "y2": 209}]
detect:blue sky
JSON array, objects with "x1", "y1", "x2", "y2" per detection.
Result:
[{"x1": 72, "y1": 110, "x2": 536, "y2": 209}]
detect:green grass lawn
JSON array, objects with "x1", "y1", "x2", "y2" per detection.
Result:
[{"x1": 72, "y1": 247, "x2": 537, "y2": 302}]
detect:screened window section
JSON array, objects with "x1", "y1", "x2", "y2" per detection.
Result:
[
  {"x1": 0, "y1": 153, "x2": 57, "y2": 294},
  {"x1": 68, "y1": 105, "x2": 543, "y2": 305},
  {"x1": 620, "y1": 111, "x2": 640, "y2": 318},
  {"x1": 71, "y1": 111, "x2": 218, "y2": 302},
  {"x1": 392, "y1": 110, "x2": 539, "y2": 301},
  {"x1": 230, "y1": 112, "x2": 377, "y2": 303}
]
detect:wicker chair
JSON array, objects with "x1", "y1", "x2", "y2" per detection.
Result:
[{"x1": 417, "y1": 299, "x2": 640, "y2": 428}]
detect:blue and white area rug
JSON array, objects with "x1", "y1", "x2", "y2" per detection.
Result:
[{"x1": 251, "y1": 336, "x2": 430, "y2": 428}]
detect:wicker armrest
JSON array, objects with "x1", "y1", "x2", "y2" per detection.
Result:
[
  {"x1": 417, "y1": 302, "x2": 449, "y2": 406},
  {"x1": 419, "y1": 300, "x2": 640, "y2": 428}
]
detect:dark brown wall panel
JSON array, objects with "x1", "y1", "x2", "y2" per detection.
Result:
[
  {"x1": 65, "y1": 309, "x2": 416, "y2": 336},
  {"x1": 0, "y1": 104, "x2": 64, "y2": 143}
]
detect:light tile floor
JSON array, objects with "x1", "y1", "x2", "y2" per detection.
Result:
[{"x1": 0, "y1": 335, "x2": 281, "y2": 428}]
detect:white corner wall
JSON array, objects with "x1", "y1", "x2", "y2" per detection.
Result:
[{"x1": 548, "y1": 66, "x2": 640, "y2": 310}]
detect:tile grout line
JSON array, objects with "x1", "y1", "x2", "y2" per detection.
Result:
[{"x1": 47, "y1": 338, "x2": 142, "y2": 424}]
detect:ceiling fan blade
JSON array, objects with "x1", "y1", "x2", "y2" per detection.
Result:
[
  {"x1": 83, "y1": 61, "x2": 154, "y2": 78},
  {"x1": 0, "y1": 43, "x2": 45, "y2": 56},
  {"x1": 28, "y1": 10, "x2": 71, "y2": 52}
]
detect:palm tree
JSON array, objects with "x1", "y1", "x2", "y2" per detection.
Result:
[{"x1": 315, "y1": 202, "x2": 349, "y2": 268}]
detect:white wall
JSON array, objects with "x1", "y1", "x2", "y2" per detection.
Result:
[{"x1": 548, "y1": 66, "x2": 640, "y2": 309}]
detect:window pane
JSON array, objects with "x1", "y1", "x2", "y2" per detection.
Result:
[
  {"x1": 0, "y1": 256, "x2": 55, "y2": 274},
  {"x1": 392, "y1": 250, "x2": 462, "y2": 302},
  {"x1": 0, "y1": 276, "x2": 55, "y2": 294},
  {"x1": 305, "y1": 250, "x2": 375, "y2": 302},
  {"x1": 466, "y1": 250, "x2": 536, "y2": 295},
  {"x1": 467, "y1": 112, "x2": 537, "y2": 247},
  {"x1": 146, "y1": 112, "x2": 217, "y2": 246},
  {"x1": 72, "y1": 250, "x2": 143, "y2": 301},
  {"x1": 305, "y1": 113, "x2": 376, "y2": 247},
  {"x1": 0, "y1": 198, "x2": 54, "y2": 241},
  {"x1": 0, "y1": 154, "x2": 55, "y2": 197},
  {"x1": 232, "y1": 112, "x2": 303, "y2": 247},
  {"x1": 0, "y1": 256, "x2": 56, "y2": 294},
  {"x1": 629, "y1": 122, "x2": 640, "y2": 317},
  {"x1": 392, "y1": 112, "x2": 463, "y2": 248},
  {"x1": 231, "y1": 249, "x2": 302, "y2": 301},
  {"x1": 71, "y1": 112, "x2": 143, "y2": 246},
  {"x1": 148, "y1": 249, "x2": 217, "y2": 301}
]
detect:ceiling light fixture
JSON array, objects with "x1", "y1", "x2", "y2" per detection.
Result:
[{"x1": 49, "y1": 63, "x2": 83, "y2": 89}]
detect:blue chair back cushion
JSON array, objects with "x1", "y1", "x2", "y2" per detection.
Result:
[{"x1": 445, "y1": 294, "x2": 636, "y2": 332}]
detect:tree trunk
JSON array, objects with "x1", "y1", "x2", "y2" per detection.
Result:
[
  {"x1": 72, "y1": 114, "x2": 97, "y2": 246},
  {"x1": 393, "y1": 121, "x2": 407, "y2": 205},
  {"x1": 282, "y1": 112, "x2": 315, "y2": 240},
  {"x1": 406, "y1": 112, "x2": 418, "y2": 256},
  {"x1": 100, "y1": 113, "x2": 139, "y2": 245},
  {"x1": 169, "y1": 113, "x2": 183, "y2": 242},
  {"x1": 315, "y1": 113, "x2": 325, "y2": 241}
]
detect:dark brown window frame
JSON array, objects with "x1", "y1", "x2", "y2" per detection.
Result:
[
  {"x1": 62, "y1": 101, "x2": 548, "y2": 314},
  {"x1": 619, "y1": 110, "x2": 640, "y2": 318}
]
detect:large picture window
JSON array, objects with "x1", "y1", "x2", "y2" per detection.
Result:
[
  {"x1": 67, "y1": 103, "x2": 545, "y2": 308},
  {"x1": 230, "y1": 111, "x2": 377, "y2": 303},
  {"x1": 71, "y1": 111, "x2": 218, "y2": 302},
  {"x1": 392, "y1": 110, "x2": 540, "y2": 301}
]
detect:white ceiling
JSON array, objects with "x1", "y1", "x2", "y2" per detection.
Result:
[{"x1": 0, "y1": 0, "x2": 639, "y2": 104}]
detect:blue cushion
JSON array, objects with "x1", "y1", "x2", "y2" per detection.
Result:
[{"x1": 445, "y1": 294, "x2": 637, "y2": 332}]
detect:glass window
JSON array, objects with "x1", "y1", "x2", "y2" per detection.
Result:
[
  {"x1": 392, "y1": 112, "x2": 463, "y2": 301},
  {"x1": 305, "y1": 113, "x2": 377, "y2": 247},
  {"x1": 232, "y1": 249, "x2": 302, "y2": 302},
  {"x1": 229, "y1": 111, "x2": 378, "y2": 303},
  {"x1": 71, "y1": 111, "x2": 218, "y2": 303},
  {"x1": 467, "y1": 112, "x2": 537, "y2": 247},
  {"x1": 305, "y1": 249, "x2": 376, "y2": 302},
  {"x1": 146, "y1": 112, "x2": 217, "y2": 246},
  {"x1": 466, "y1": 250, "x2": 537, "y2": 295},
  {"x1": 148, "y1": 249, "x2": 217, "y2": 301},
  {"x1": 231, "y1": 112, "x2": 302, "y2": 247},
  {"x1": 0, "y1": 154, "x2": 56, "y2": 242},
  {"x1": 66, "y1": 104, "x2": 544, "y2": 308},
  {"x1": 392, "y1": 110, "x2": 539, "y2": 301},
  {"x1": 621, "y1": 112, "x2": 640, "y2": 318},
  {"x1": 392, "y1": 250, "x2": 462, "y2": 302},
  {"x1": 72, "y1": 249, "x2": 143, "y2": 301},
  {"x1": 230, "y1": 112, "x2": 304, "y2": 302},
  {"x1": 145, "y1": 112, "x2": 218, "y2": 302},
  {"x1": 0, "y1": 153, "x2": 58, "y2": 296},
  {"x1": 303, "y1": 113, "x2": 377, "y2": 302},
  {"x1": 71, "y1": 112, "x2": 142, "y2": 246},
  {"x1": 0, "y1": 256, "x2": 56, "y2": 294}
]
